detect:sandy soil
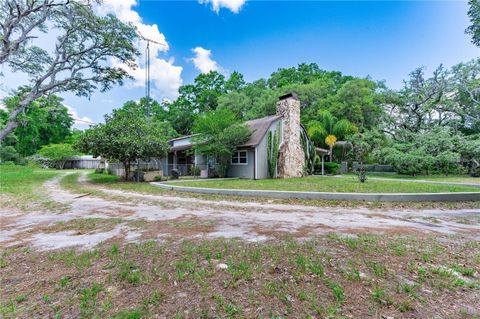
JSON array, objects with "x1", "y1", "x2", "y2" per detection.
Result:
[{"x1": 1, "y1": 173, "x2": 479, "y2": 251}]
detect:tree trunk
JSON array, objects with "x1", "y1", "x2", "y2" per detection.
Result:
[
  {"x1": 0, "y1": 94, "x2": 36, "y2": 141},
  {"x1": 329, "y1": 145, "x2": 333, "y2": 162},
  {"x1": 0, "y1": 114, "x2": 20, "y2": 141},
  {"x1": 123, "y1": 162, "x2": 131, "y2": 181}
]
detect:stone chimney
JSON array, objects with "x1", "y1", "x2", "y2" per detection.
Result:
[{"x1": 276, "y1": 93, "x2": 305, "y2": 178}]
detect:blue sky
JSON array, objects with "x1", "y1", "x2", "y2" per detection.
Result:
[{"x1": 2, "y1": 0, "x2": 478, "y2": 128}]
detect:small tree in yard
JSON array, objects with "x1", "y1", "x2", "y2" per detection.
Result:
[
  {"x1": 193, "y1": 108, "x2": 251, "y2": 178},
  {"x1": 75, "y1": 109, "x2": 169, "y2": 181},
  {"x1": 38, "y1": 144, "x2": 77, "y2": 169},
  {"x1": 307, "y1": 111, "x2": 357, "y2": 162},
  {"x1": 349, "y1": 133, "x2": 371, "y2": 183}
]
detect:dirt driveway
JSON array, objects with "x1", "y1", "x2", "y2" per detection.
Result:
[{"x1": 1, "y1": 173, "x2": 479, "y2": 251}]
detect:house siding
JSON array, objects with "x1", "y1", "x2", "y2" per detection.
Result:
[
  {"x1": 255, "y1": 119, "x2": 283, "y2": 179},
  {"x1": 227, "y1": 149, "x2": 255, "y2": 179}
]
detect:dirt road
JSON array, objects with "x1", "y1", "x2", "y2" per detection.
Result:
[{"x1": 1, "y1": 174, "x2": 479, "y2": 251}]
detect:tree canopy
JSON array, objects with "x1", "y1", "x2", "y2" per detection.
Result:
[
  {"x1": 38, "y1": 143, "x2": 78, "y2": 169},
  {"x1": 0, "y1": 0, "x2": 138, "y2": 140},
  {"x1": 467, "y1": 0, "x2": 480, "y2": 47},
  {"x1": 75, "y1": 103, "x2": 170, "y2": 180},
  {"x1": 192, "y1": 108, "x2": 251, "y2": 177},
  {"x1": 1, "y1": 94, "x2": 73, "y2": 156}
]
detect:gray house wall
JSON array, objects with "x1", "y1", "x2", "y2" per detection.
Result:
[
  {"x1": 255, "y1": 119, "x2": 283, "y2": 179},
  {"x1": 227, "y1": 149, "x2": 255, "y2": 179}
]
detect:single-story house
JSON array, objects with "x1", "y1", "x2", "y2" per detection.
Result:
[{"x1": 163, "y1": 93, "x2": 330, "y2": 179}]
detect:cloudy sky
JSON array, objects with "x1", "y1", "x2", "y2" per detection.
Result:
[{"x1": 1, "y1": 0, "x2": 478, "y2": 129}]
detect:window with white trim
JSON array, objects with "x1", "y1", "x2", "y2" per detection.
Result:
[{"x1": 231, "y1": 150, "x2": 248, "y2": 165}]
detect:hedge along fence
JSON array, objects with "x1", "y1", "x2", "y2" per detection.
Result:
[
  {"x1": 151, "y1": 182, "x2": 480, "y2": 202},
  {"x1": 106, "y1": 159, "x2": 166, "y2": 177},
  {"x1": 352, "y1": 162, "x2": 395, "y2": 173}
]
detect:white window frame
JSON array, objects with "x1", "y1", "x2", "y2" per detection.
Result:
[{"x1": 231, "y1": 150, "x2": 248, "y2": 165}]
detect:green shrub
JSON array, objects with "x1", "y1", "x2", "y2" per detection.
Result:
[
  {"x1": 38, "y1": 143, "x2": 77, "y2": 169},
  {"x1": 0, "y1": 146, "x2": 26, "y2": 165},
  {"x1": 153, "y1": 175, "x2": 168, "y2": 182},
  {"x1": 323, "y1": 162, "x2": 341, "y2": 175},
  {"x1": 25, "y1": 154, "x2": 56, "y2": 168}
]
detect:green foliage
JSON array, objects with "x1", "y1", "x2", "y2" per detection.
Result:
[
  {"x1": 385, "y1": 60, "x2": 480, "y2": 136},
  {"x1": 451, "y1": 59, "x2": 480, "y2": 135},
  {"x1": 322, "y1": 78, "x2": 385, "y2": 130},
  {"x1": 308, "y1": 111, "x2": 357, "y2": 148},
  {"x1": 307, "y1": 110, "x2": 357, "y2": 163},
  {"x1": 267, "y1": 125, "x2": 280, "y2": 178},
  {"x1": 79, "y1": 283, "x2": 104, "y2": 319},
  {"x1": 0, "y1": 146, "x2": 26, "y2": 165},
  {"x1": 301, "y1": 126, "x2": 316, "y2": 175},
  {"x1": 375, "y1": 128, "x2": 468, "y2": 175},
  {"x1": 1, "y1": 94, "x2": 73, "y2": 156},
  {"x1": 323, "y1": 162, "x2": 340, "y2": 175},
  {"x1": 76, "y1": 104, "x2": 169, "y2": 181},
  {"x1": 467, "y1": 0, "x2": 480, "y2": 47},
  {"x1": 193, "y1": 108, "x2": 251, "y2": 178},
  {"x1": 0, "y1": 1, "x2": 139, "y2": 141},
  {"x1": 38, "y1": 144, "x2": 77, "y2": 169}
]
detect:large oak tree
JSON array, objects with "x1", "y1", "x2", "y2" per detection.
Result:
[{"x1": 0, "y1": 0, "x2": 138, "y2": 141}]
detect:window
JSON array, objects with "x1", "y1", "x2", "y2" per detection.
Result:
[{"x1": 231, "y1": 150, "x2": 248, "y2": 165}]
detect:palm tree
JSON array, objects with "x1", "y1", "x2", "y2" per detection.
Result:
[{"x1": 307, "y1": 111, "x2": 357, "y2": 162}]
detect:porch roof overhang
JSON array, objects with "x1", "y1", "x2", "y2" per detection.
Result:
[
  {"x1": 315, "y1": 147, "x2": 330, "y2": 155},
  {"x1": 170, "y1": 144, "x2": 193, "y2": 152}
]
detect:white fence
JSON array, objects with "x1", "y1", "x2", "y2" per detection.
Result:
[{"x1": 63, "y1": 156, "x2": 101, "y2": 169}]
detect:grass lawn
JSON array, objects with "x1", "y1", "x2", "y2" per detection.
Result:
[
  {"x1": 172, "y1": 175, "x2": 480, "y2": 193},
  {"x1": 344, "y1": 173, "x2": 480, "y2": 184},
  {"x1": 70, "y1": 172, "x2": 480, "y2": 210},
  {"x1": 0, "y1": 164, "x2": 62, "y2": 210}
]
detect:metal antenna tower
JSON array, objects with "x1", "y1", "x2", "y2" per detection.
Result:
[
  {"x1": 135, "y1": 32, "x2": 166, "y2": 182},
  {"x1": 137, "y1": 32, "x2": 166, "y2": 118}
]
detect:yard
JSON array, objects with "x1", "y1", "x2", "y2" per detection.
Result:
[
  {"x1": 344, "y1": 173, "x2": 480, "y2": 184},
  {"x1": 170, "y1": 175, "x2": 480, "y2": 193},
  {"x1": 1, "y1": 165, "x2": 480, "y2": 318}
]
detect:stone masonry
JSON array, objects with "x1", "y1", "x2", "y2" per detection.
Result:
[{"x1": 276, "y1": 93, "x2": 305, "y2": 178}]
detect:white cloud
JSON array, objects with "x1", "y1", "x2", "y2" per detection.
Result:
[
  {"x1": 96, "y1": 0, "x2": 182, "y2": 99},
  {"x1": 190, "y1": 47, "x2": 222, "y2": 74},
  {"x1": 123, "y1": 57, "x2": 183, "y2": 98},
  {"x1": 65, "y1": 104, "x2": 95, "y2": 129},
  {"x1": 96, "y1": 0, "x2": 141, "y2": 24},
  {"x1": 199, "y1": 0, "x2": 246, "y2": 13}
]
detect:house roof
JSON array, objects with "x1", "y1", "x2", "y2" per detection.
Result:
[
  {"x1": 166, "y1": 114, "x2": 282, "y2": 152},
  {"x1": 168, "y1": 134, "x2": 199, "y2": 143},
  {"x1": 240, "y1": 114, "x2": 283, "y2": 147}
]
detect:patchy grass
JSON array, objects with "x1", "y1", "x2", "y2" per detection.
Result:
[
  {"x1": 168, "y1": 175, "x2": 480, "y2": 193},
  {"x1": 45, "y1": 218, "x2": 124, "y2": 234},
  {"x1": 0, "y1": 164, "x2": 61, "y2": 210},
  {"x1": 1, "y1": 235, "x2": 479, "y2": 318}
]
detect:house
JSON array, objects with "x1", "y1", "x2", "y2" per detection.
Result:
[{"x1": 164, "y1": 93, "x2": 330, "y2": 179}]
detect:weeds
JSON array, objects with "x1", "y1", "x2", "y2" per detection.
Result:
[
  {"x1": 48, "y1": 249, "x2": 99, "y2": 270},
  {"x1": 79, "y1": 282, "x2": 104, "y2": 319}
]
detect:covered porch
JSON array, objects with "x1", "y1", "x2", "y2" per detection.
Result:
[{"x1": 315, "y1": 147, "x2": 331, "y2": 175}]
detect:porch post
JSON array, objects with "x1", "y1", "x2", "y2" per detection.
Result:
[{"x1": 321, "y1": 154, "x2": 325, "y2": 176}]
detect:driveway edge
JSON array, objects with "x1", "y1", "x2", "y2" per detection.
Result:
[{"x1": 150, "y1": 182, "x2": 480, "y2": 202}]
